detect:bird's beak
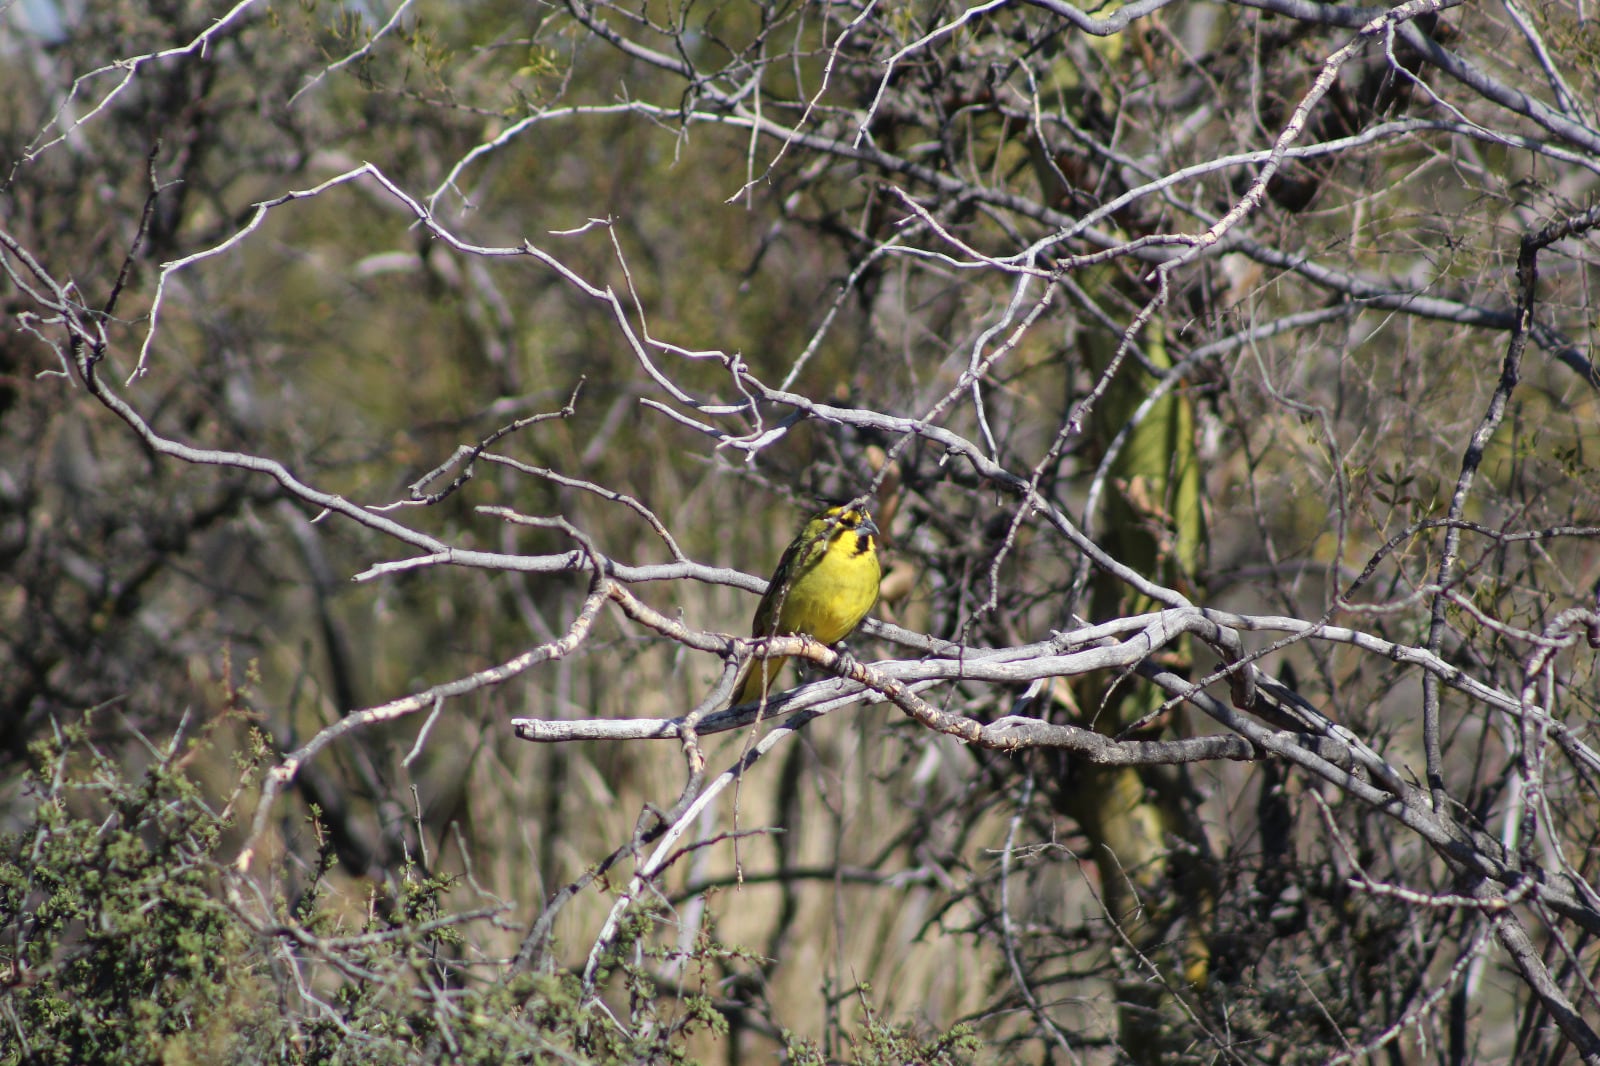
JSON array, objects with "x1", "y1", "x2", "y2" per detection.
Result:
[{"x1": 860, "y1": 516, "x2": 881, "y2": 537}]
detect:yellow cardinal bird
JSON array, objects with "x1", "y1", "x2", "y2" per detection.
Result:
[{"x1": 732, "y1": 504, "x2": 882, "y2": 707}]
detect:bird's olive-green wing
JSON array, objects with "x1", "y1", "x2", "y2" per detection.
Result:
[{"x1": 749, "y1": 512, "x2": 832, "y2": 637}]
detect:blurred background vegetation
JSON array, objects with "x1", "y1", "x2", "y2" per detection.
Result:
[{"x1": 3, "y1": 0, "x2": 1600, "y2": 1062}]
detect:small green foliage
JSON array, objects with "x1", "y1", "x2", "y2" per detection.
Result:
[
  {"x1": 1371, "y1": 461, "x2": 1416, "y2": 507},
  {"x1": 0, "y1": 720, "x2": 261, "y2": 1065},
  {"x1": 515, "y1": 46, "x2": 564, "y2": 86},
  {"x1": 784, "y1": 997, "x2": 980, "y2": 1066},
  {"x1": 0, "y1": 716, "x2": 816, "y2": 1064}
]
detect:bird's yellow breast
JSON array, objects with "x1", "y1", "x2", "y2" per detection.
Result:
[{"x1": 772, "y1": 526, "x2": 881, "y2": 644}]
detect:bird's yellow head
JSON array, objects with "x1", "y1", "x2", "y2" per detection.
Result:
[{"x1": 813, "y1": 504, "x2": 880, "y2": 559}]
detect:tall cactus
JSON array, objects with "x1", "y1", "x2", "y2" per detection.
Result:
[{"x1": 1053, "y1": 301, "x2": 1217, "y2": 1062}]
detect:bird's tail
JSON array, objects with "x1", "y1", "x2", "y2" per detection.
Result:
[{"x1": 731, "y1": 654, "x2": 788, "y2": 708}]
